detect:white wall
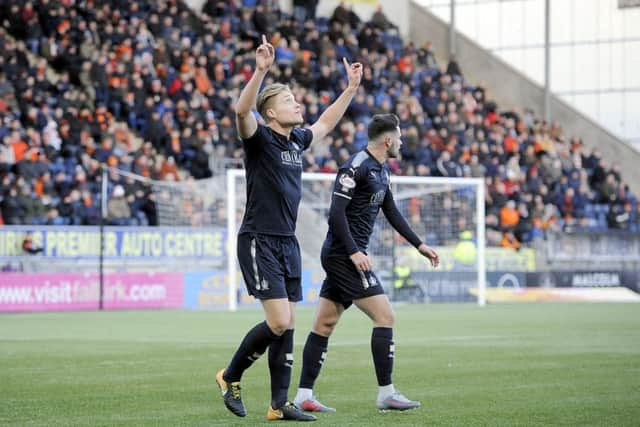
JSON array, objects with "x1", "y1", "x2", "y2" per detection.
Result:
[
  {"x1": 409, "y1": 2, "x2": 640, "y2": 195},
  {"x1": 414, "y1": 0, "x2": 640, "y2": 150},
  {"x1": 183, "y1": 0, "x2": 205, "y2": 13}
]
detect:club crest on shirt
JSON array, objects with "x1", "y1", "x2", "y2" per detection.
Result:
[
  {"x1": 339, "y1": 173, "x2": 356, "y2": 191},
  {"x1": 381, "y1": 169, "x2": 389, "y2": 183},
  {"x1": 370, "y1": 275, "x2": 378, "y2": 287}
]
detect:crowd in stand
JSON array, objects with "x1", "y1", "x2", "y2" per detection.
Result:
[{"x1": 0, "y1": 0, "x2": 638, "y2": 246}]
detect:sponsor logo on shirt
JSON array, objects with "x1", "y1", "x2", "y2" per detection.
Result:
[
  {"x1": 370, "y1": 189, "x2": 386, "y2": 205},
  {"x1": 281, "y1": 150, "x2": 302, "y2": 167}
]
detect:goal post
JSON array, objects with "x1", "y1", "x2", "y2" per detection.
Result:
[{"x1": 226, "y1": 169, "x2": 486, "y2": 311}]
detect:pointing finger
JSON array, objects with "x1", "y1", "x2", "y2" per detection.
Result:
[
  {"x1": 342, "y1": 57, "x2": 349, "y2": 69},
  {"x1": 262, "y1": 34, "x2": 268, "y2": 45}
]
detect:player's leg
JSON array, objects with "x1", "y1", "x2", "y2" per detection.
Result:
[
  {"x1": 216, "y1": 299, "x2": 285, "y2": 417},
  {"x1": 224, "y1": 298, "x2": 290, "y2": 381},
  {"x1": 216, "y1": 234, "x2": 287, "y2": 417},
  {"x1": 266, "y1": 299, "x2": 295, "y2": 411},
  {"x1": 354, "y1": 293, "x2": 420, "y2": 411},
  {"x1": 294, "y1": 297, "x2": 344, "y2": 412},
  {"x1": 353, "y1": 294, "x2": 395, "y2": 393},
  {"x1": 265, "y1": 236, "x2": 316, "y2": 421},
  {"x1": 294, "y1": 252, "x2": 353, "y2": 413}
]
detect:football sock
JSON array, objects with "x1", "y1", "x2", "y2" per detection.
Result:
[
  {"x1": 378, "y1": 384, "x2": 396, "y2": 402},
  {"x1": 298, "y1": 332, "x2": 329, "y2": 389},
  {"x1": 295, "y1": 388, "x2": 313, "y2": 403},
  {"x1": 269, "y1": 329, "x2": 294, "y2": 409},
  {"x1": 224, "y1": 321, "x2": 279, "y2": 382},
  {"x1": 371, "y1": 327, "x2": 394, "y2": 387}
]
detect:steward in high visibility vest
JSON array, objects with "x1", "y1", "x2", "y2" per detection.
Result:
[
  {"x1": 393, "y1": 265, "x2": 412, "y2": 289},
  {"x1": 454, "y1": 230, "x2": 476, "y2": 266}
]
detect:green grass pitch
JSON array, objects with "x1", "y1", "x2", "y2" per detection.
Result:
[{"x1": 1, "y1": 303, "x2": 639, "y2": 426}]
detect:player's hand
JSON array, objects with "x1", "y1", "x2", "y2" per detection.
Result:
[
  {"x1": 256, "y1": 34, "x2": 275, "y2": 72},
  {"x1": 342, "y1": 57, "x2": 362, "y2": 90},
  {"x1": 350, "y1": 251, "x2": 372, "y2": 271},
  {"x1": 418, "y1": 243, "x2": 440, "y2": 268}
]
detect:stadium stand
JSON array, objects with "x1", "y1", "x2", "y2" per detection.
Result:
[{"x1": 0, "y1": 0, "x2": 637, "y2": 243}]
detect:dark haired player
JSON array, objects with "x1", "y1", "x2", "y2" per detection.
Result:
[{"x1": 293, "y1": 114, "x2": 440, "y2": 413}]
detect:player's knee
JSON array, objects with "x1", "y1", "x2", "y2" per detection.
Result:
[
  {"x1": 374, "y1": 311, "x2": 395, "y2": 327},
  {"x1": 267, "y1": 318, "x2": 290, "y2": 336},
  {"x1": 314, "y1": 318, "x2": 337, "y2": 336},
  {"x1": 269, "y1": 323, "x2": 288, "y2": 336}
]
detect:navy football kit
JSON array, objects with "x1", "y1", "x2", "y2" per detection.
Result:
[
  {"x1": 237, "y1": 124, "x2": 313, "y2": 301},
  {"x1": 320, "y1": 149, "x2": 423, "y2": 308}
]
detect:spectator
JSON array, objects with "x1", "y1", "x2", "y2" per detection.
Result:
[
  {"x1": 107, "y1": 185, "x2": 132, "y2": 225},
  {"x1": 293, "y1": 0, "x2": 319, "y2": 22},
  {"x1": 500, "y1": 231, "x2": 521, "y2": 250},
  {"x1": 370, "y1": 5, "x2": 397, "y2": 32},
  {"x1": 446, "y1": 56, "x2": 462, "y2": 79},
  {"x1": 1, "y1": 187, "x2": 24, "y2": 225},
  {"x1": 500, "y1": 200, "x2": 520, "y2": 232},
  {"x1": 607, "y1": 201, "x2": 633, "y2": 230},
  {"x1": 0, "y1": 0, "x2": 632, "y2": 244},
  {"x1": 436, "y1": 151, "x2": 462, "y2": 177},
  {"x1": 22, "y1": 232, "x2": 43, "y2": 255}
]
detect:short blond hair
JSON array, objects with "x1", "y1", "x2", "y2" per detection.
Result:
[{"x1": 256, "y1": 83, "x2": 291, "y2": 121}]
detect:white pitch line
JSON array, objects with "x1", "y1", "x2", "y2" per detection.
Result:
[{"x1": 0, "y1": 335, "x2": 507, "y2": 345}]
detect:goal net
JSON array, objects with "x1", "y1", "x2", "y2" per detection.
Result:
[
  {"x1": 103, "y1": 168, "x2": 226, "y2": 228},
  {"x1": 226, "y1": 169, "x2": 485, "y2": 310}
]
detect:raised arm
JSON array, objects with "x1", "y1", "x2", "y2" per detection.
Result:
[
  {"x1": 235, "y1": 35, "x2": 274, "y2": 139},
  {"x1": 308, "y1": 57, "x2": 362, "y2": 145},
  {"x1": 381, "y1": 190, "x2": 440, "y2": 268}
]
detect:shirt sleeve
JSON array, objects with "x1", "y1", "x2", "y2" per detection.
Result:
[
  {"x1": 328, "y1": 192, "x2": 359, "y2": 255},
  {"x1": 294, "y1": 127, "x2": 314, "y2": 151},
  {"x1": 328, "y1": 166, "x2": 362, "y2": 255},
  {"x1": 381, "y1": 189, "x2": 423, "y2": 248},
  {"x1": 332, "y1": 166, "x2": 359, "y2": 201},
  {"x1": 241, "y1": 123, "x2": 270, "y2": 153}
]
